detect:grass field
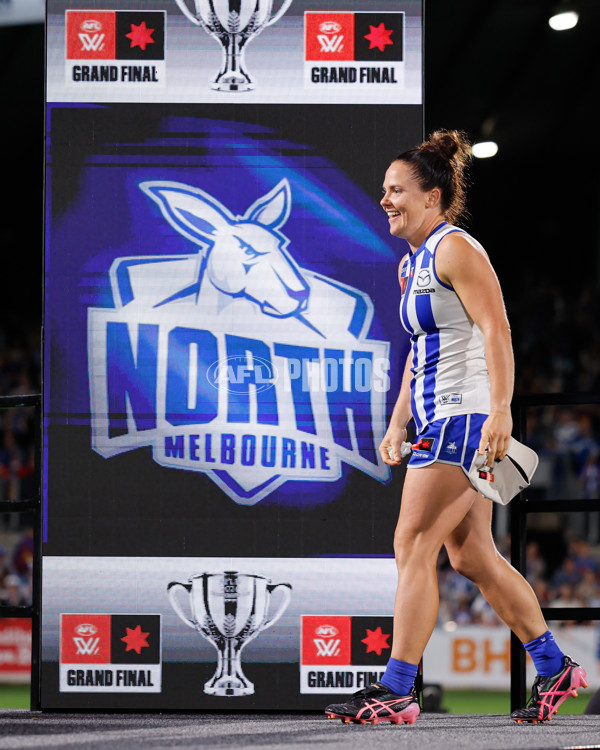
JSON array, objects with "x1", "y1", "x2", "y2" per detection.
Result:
[
  {"x1": 441, "y1": 688, "x2": 592, "y2": 715},
  {"x1": 0, "y1": 684, "x2": 30, "y2": 709},
  {"x1": 0, "y1": 685, "x2": 593, "y2": 714}
]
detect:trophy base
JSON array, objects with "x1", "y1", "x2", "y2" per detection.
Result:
[
  {"x1": 204, "y1": 680, "x2": 255, "y2": 697},
  {"x1": 211, "y1": 80, "x2": 255, "y2": 92}
]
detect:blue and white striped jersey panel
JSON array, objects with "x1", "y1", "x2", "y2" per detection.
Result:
[{"x1": 399, "y1": 223, "x2": 490, "y2": 434}]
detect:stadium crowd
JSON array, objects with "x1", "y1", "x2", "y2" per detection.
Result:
[
  {"x1": 0, "y1": 323, "x2": 40, "y2": 504},
  {"x1": 0, "y1": 529, "x2": 33, "y2": 608},
  {"x1": 509, "y1": 275, "x2": 600, "y2": 396},
  {"x1": 0, "y1": 323, "x2": 40, "y2": 608},
  {"x1": 437, "y1": 535, "x2": 600, "y2": 627}
]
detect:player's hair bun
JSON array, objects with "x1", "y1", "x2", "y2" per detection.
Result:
[
  {"x1": 394, "y1": 129, "x2": 472, "y2": 225},
  {"x1": 419, "y1": 130, "x2": 472, "y2": 171}
]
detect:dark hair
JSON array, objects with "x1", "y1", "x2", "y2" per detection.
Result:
[{"x1": 394, "y1": 130, "x2": 472, "y2": 225}]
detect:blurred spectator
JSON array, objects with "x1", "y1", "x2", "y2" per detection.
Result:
[
  {"x1": 0, "y1": 528, "x2": 34, "y2": 607},
  {"x1": 470, "y1": 592, "x2": 503, "y2": 626},
  {"x1": 12, "y1": 526, "x2": 34, "y2": 578},
  {"x1": 532, "y1": 578, "x2": 551, "y2": 607},
  {"x1": 0, "y1": 573, "x2": 29, "y2": 607},
  {"x1": 550, "y1": 557, "x2": 582, "y2": 590},
  {"x1": 526, "y1": 540, "x2": 546, "y2": 583},
  {"x1": 0, "y1": 322, "x2": 40, "y2": 502},
  {"x1": 0, "y1": 545, "x2": 11, "y2": 590},
  {"x1": 570, "y1": 538, "x2": 598, "y2": 576},
  {"x1": 549, "y1": 582, "x2": 579, "y2": 609},
  {"x1": 580, "y1": 454, "x2": 600, "y2": 499},
  {"x1": 576, "y1": 568, "x2": 600, "y2": 606}
]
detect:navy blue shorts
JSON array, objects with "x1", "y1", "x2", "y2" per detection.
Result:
[{"x1": 407, "y1": 414, "x2": 488, "y2": 472}]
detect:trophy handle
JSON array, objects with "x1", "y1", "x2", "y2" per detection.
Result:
[
  {"x1": 174, "y1": 0, "x2": 202, "y2": 26},
  {"x1": 262, "y1": 582, "x2": 292, "y2": 630},
  {"x1": 167, "y1": 581, "x2": 196, "y2": 629},
  {"x1": 266, "y1": 0, "x2": 293, "y2": 27}
]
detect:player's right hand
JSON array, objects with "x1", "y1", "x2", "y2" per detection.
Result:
[{"x1": 379, "y1": 426, "x2": 407, "y2": 465}]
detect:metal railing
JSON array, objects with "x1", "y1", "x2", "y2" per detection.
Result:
[
  {"x1": 510, "y1": 392, "x2": 600, "y2": 711},
  {"x1": 0, "y1": 394, "x2": 41, "y2": 710}
]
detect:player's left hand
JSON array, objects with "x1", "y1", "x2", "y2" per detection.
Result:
[{"x1": 478, "y1": 410, "x2": 512, "y2": 467}]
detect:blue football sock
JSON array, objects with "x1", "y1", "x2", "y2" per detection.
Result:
[
  {"x1": 523, "y1": 630, "x2": 564, "y2": 677},
  {"x1": 380, "y1": 657, "x2": 418, "y2": 695}
]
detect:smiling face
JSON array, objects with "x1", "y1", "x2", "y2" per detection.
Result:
[{"x1": 380, "y1": 160, "x2": 442, "y2": 247}]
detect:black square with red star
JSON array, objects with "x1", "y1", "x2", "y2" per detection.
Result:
[
  {"x1": 115, "y1": 12, "x2": 164, "y2": 60},
  {"x1": 414, "y1": 437, "x2": 435, "y2": 453},
  {"x1": 111, "y1": 614, "x2": 160, "y2": 664},
  {"x1": 351, "y1": 616, "x2": 393, "y2": 665},
  {"x1": 354, "y1": 13, "x2": 403, "y2": 62}
]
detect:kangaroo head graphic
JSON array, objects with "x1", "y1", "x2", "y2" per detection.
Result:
[{"x1": 140, "y1": 179, "x2": 310, "y2": 318}]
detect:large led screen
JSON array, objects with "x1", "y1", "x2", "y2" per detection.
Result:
[{"x1": 43, "y1": 0, "x2": 423, "y2": 709}]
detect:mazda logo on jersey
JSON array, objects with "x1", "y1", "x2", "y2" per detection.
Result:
[{"x1": 417, "y1": 270, "x2": 431, "y2": 287}]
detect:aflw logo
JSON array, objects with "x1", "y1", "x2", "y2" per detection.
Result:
[
  {"x1": 78, "y1": 20, "x2": 105, "y2": 51},
  {"x1": 317, "y1": 20, "x2": 343, "y2": 53},
  {"x1": 73, "y1": 636, "x2": 101, "y2": 655},
  {"x1": 73, "y1": 622, "x2": 100, "y2": 655},
  {"x1": 78, "y1": 34, "x2": 105, "y2": 52},
  {"x1": 314, "y1": 638, "x2": 341, "y2": 657},
  {"x1": 78, "y1": 33, "x2": 105, "y2": 51},
  {"x1": 317, "y1": 35, "x2": 344, "y2": 53},
  {"x1": 313, "y1": 623, "x2": 340, "y2": 656}
]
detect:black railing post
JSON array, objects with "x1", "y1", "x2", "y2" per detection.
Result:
[
  {"x1": 30, "y1": 395, "x2": 42, "y2": 709},
  {"x1": 510, "y1": 397, "x2": 527, "y2": 712},
  {"x1": 509, "y1": 506, "x2": 527, "y2": 711}
]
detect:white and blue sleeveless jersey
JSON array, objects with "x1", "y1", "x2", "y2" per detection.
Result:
[{"x1": 399, "y1": 222, "x2": 490, "y2": 434}]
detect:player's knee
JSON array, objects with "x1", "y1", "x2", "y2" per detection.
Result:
[
  {"x1": 446, "y1": 546, "x2": 481, "y2": 582},
  {"x1": 447, "y1": 537, "x2": 504, "y2": 582},
  {"x1": 394, "y1": 528, "x2": 438, "y2": 567}
]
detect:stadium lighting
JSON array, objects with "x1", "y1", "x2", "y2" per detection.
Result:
[
  {"x1": 548, "y1": 10, "x2": 579, "y2": 30},
  {"x1": 471, "y1": 141, "x2": 498, "y2": 159}
]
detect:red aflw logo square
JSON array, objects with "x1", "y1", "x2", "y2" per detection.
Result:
[
  {"x1": 66, "y1": 11, "x2": 116, "y2": 59},
  {"x1": 305, "y1": 13, "x2": 354, "y2": 61},
  {"x1": 301, "y1": 615, "x2": 351, "y2": 665},
  {"x1": 60, "y1": 614, "x2": 111, "y2": 664}
]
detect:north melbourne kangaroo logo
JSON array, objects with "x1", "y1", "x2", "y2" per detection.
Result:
[
  {"x1": 88, "y1": 179, "x2": 390, "y2": 505},
  {"x1": 138, "y1": 179, "x2": 310, "y2": 319}
]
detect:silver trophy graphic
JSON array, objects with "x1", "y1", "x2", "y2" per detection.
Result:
[
  {"x1": 173, "y1": 0, "x2": 293, "y2": 91},
  {"x1": 168, "y1": 571, "x2": 292, "y2": 696}
]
